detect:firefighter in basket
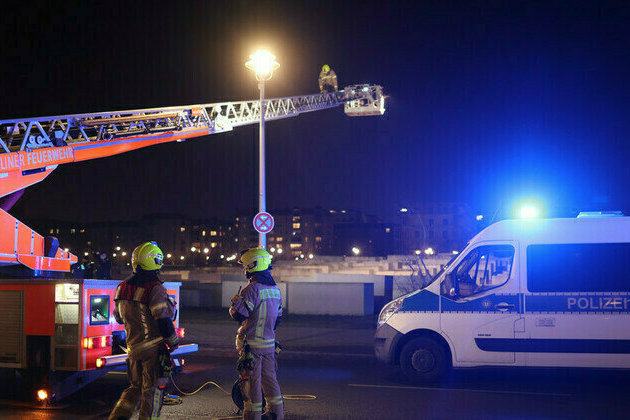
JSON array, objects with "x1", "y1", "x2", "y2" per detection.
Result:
[
  {"x1": 230, "y1": 248, "x2": 284, "y2": 420},
  {"x1": 109, "y1": 241, "x2": 179, "y2": 420},
  {"x1": 318, "y1": 64, "x2": 338, "y2": 93}
]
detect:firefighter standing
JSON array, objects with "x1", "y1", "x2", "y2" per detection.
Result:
[
  {"x1": 230, "y1": 248, "x2": 284, "y2": 420},
  {"x1": 109, "y1": 241, "x2": 179, "y2": 420},
  {"x1": 318, "y1": 64, "x2": 338, "y2": 93}
]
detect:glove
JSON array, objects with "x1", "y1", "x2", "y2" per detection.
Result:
[
  {"x1": 166, "y1": 334, "x2": 179, "y2": 352},
  {"x1": 158, "y1": 345, "x2": 174, "y2": 378}
]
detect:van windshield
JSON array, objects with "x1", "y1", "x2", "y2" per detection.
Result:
[{"x1": 424, "y1": 249, "x2": 463, "y2": 288}]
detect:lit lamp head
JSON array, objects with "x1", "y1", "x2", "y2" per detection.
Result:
[{"x1": 245, "y1": 50, "x2": 280, "y2": 81}]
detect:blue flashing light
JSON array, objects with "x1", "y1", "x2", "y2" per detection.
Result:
[
  {"x1": 520, "y1": 205, "x2": 539, "y2": 219},
  {"x1": 510, "y1": 196, "x2": 546, "y2": 220}
]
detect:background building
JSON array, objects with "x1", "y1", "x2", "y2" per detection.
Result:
[{"x1": 30, "y1": 203, "x2": 476, "y2": 266}]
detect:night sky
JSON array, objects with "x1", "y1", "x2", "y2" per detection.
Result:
[{"x1": 3, "y1": 1, "x2": 630, "y2": 224}]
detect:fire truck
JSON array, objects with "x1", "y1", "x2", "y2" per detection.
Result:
[{"x1": 0, "y1": 84, "x2": 385, "y2": 403}]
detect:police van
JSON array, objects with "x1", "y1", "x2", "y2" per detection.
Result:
[{"x1": 375, "y1": 213, "x2": 630, "y2": 382}]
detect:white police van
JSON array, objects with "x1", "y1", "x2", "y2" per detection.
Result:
[{"x1": 375, "y1": 213, "x2": 630, "y2": 382}]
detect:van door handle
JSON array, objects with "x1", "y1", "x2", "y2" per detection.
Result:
[{"x1": 495, "y1": 303, "x2": 515, "y2": 311}]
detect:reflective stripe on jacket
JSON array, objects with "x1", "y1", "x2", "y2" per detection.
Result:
[
  {"x1": 114, "y1": 275, "x2": 176, "y2": 358},
  {"x1": 231, "y1": 279, "x2": 282, "y2": 351}
]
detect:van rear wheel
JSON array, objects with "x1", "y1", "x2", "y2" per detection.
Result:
[{"x1": 400, "y1": 337, "x2": 448, "y2": 383}]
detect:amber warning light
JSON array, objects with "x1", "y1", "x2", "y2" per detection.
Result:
[
  {"x1": 37, "y1": 389, "x2": 49, "y2": 401},
  {"x1": 82, "y1": 335, "x2": 113, "y2": 349}
]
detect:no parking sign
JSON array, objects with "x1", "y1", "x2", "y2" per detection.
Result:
[{"x1": 253, "y1": 212, "x2": 274, "y2": 234}]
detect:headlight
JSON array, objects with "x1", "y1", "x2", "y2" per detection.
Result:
[{"x1": 377, "y1": 297, "x2": 404, "y2": 327}]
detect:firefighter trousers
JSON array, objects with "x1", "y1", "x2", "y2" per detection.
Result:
[
  {"x1": 241, "y1": 349, "x2": 284, "y2": 420},
  {"x1": 108, "y1": 351, "x2": 167, "y2": 420}
]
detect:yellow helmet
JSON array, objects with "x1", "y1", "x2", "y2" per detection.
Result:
[
  {"x1": 322, "y1": 64, "x2": 330, "y2": 73},
  {"x1": 131, "y1": 241, "x2": 164, "y2": 272},
  {"x1": 238, "y1": 248, "x2": 272, "y2": 273}
]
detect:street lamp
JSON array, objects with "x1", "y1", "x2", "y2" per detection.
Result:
[{"x1": 246, "y1": 50, "x2": 280, "y2": 249}]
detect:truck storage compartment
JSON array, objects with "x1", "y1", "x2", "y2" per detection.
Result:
[{"x1": 0, "y1": 290, "x2": 24, "y2": 366}]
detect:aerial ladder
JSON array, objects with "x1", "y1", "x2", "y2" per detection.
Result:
[{"x1": 0, "y1": 84, "x2": 385, "y2": 273}]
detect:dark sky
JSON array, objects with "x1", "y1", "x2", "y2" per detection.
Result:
[{"x1": 3, "y1": 0, "x2": 630, "y2": 224}]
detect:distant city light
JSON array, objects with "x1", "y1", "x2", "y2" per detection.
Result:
[
  {"x1": 414, "y1": 250, "x2": 421, "y2": 255},
  {"x1": 84, "y1": 252, "x2": 88, "y2": 256},
  {"x1": 452, "y1": 250, "x2": 459, "y2": 255},
  {"x1": 180, "y1": 256, "x2": 185, "y2": 260},
  {"x1": 270, "y1": 247, "x2": 276, "y2": 253},
  {"x1": 520, "y1": 205, "x2": 539, "y2": 219},
  {"x1": 424, "y1": 248, "x2": 434, "y2": 255},
  {"x1": 113, "y1": 253, "x2": 117, "y2": 257},
  {"x1": 64, "y1": 248, "x2": 69, "y2": 252},
  {"x1": 277, "y1": 248, "x2": 283, "y2": 254},
  {"x1": 167, "y1": 253, "x2": 172, "y2": 258},
  {"x1": 190, "y1": 247, "x2": 196, "y2": 252},
  {"x1": 300, "y1": 254, "x2": 304, "y2": 258},
  {"x1": 116, "y1": 246, "x2": 121, "y2": 251},
  {"x1": 400, "y1": 208, "x2": 408, "y2": 213},
  {"x1": 308, "y1": 254, "x2": 314, "y2": 259},
  {"x1": 203, "y1": 248, "x2": 209, "y2": 254},
  {"x1": 220, "y1": 255, "x2": 225, "y2": 259},
  {"x1": 352, "y1": 247, "x2": 360, "y2": 255},
  {"x1": 121, "y1": 251, "x2": 127, "y2": 256},
  {"x1": 476, "y1": 215, "x2": 483, "y2": 221}
]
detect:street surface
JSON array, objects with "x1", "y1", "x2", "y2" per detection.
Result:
[{"x1": 0, "y1": 309, "x2": 629, "y2": 419}]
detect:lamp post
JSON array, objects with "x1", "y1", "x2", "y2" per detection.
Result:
[{"x1": 246, "y1": 50, "x2": 280, "y2": 249}]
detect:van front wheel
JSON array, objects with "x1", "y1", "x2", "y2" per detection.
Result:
[{"x1": 400, "y1": 337, "x2": 448, "y2": 383}]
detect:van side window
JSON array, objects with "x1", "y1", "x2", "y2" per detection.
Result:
[
  {"x1": 527, "y1": 243, "x2": 630, "y2": 292},
  {"x1": 442, "y1": 245, "x2": 514, "y2": 299}
]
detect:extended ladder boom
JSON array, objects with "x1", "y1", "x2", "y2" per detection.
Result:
[{"x1": 0, "y1": 85, "x2": 385, "y2": 271}]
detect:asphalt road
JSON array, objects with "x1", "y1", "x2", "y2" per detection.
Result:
[
  {"x1": 2, "y1": 351, "x2": 630, "y2": 419},
  {"x1": 1, "y1": 309, "x2": 630, "y2": 419}
]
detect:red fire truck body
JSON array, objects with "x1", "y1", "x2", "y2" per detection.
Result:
[{"x1": 0, "y1": 278, "x2": 196, "y2": 402}]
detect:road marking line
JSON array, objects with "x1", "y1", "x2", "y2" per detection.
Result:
[{"x1": 347, "y1": 383, "x2": 572, "y2": 397}]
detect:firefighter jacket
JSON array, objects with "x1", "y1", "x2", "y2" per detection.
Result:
[
  {"x1": 318, "y1": 69, "x2": 338, "y2": 92},
  {"x1": 114, "y1": 272, "x2": 178, "y2": 358},
  {"x1": 230, "y1": 271, "x2": 283, "y2": 352}
]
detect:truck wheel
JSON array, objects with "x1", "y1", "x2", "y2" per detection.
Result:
[{"x1": 400, "y1": 337, "x2": 448, "y2": 383}]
